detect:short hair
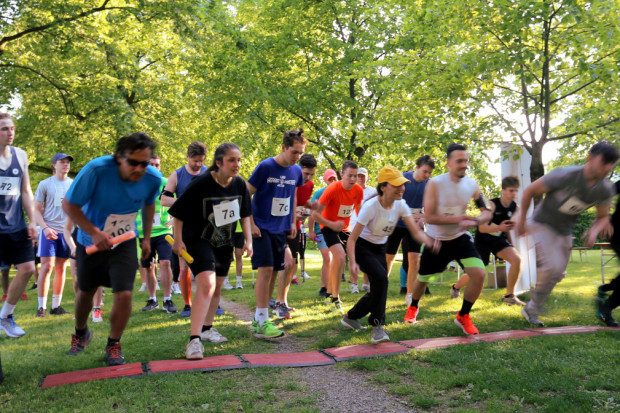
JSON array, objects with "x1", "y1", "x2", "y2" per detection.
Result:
[
  {"x1": 115, "y1": 132, "x2": 156, "y2": 156},
  {"x1": 299, "y1": 153, "x2": 317, "y2": 169},
  {"x1": 342, "y1": 160, "x2": 358, "y2": 173},
  {"x1": 447, "y1": 143, "x2": 467, "y2": 159},
  {"x1": 187, "y1": 141, "x2": 207, "y2": 158},
  {"x1": 589, "y1": 141, "x2": 619, "y2": 164},
  {"x1": 416, "y1": 155, "x2": 435, "y2": 169},
  {"x1": 501, "y1": 175, "x2": 520, "y2": 189},
  {"x1": 151, "y1": 154, "x2": 161, "y2": 160},
  {"x1": 283, "y1": 127, "x2": 307, "y2": 148},
  {"x1": 209, "y1": 142, "x2": 240, "y2": 172},
  {"x1": 0, "y1": 113, "x2": 12, "y2": 120}
]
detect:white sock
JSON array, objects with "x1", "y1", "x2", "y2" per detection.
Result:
[
  {"x1": 141, "y1": 282, "x2": 146, "y2": 287},
  {"x1": 236, "y1": 276, "x2": 242, "y2": 282},
  {"x1": 225, "y1": 277, "x2": 230, "y2": 283},
  {"x1": 0, "y1": 302, "x2": 16, "y2": 319},
  {"x1": 149, "y1": 296, "x2": 157, "y2": 301},
  {"x1": 38, "y1": 297, "x2": 47, "y2": 309},
  {"x1": 52, "y1": 294, "x2": 61, "y2": 309},
  {"x1": 255, "y1": 308, "x2": 269, "y2": 326},
  {"x1": 164, "y1": 295, "x2": 171, "y2": 301}
]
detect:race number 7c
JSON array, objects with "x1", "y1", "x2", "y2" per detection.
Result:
[{"x1": 271, "y1": 197, "x2": 290, "y2": 217}]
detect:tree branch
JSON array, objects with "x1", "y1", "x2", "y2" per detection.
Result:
[
  {"x1": 549, "y1": 78, "x2": 598, "y2": 105},
  {"x1": 548, "y1": 117, "x2": 619, "y2": 141}
]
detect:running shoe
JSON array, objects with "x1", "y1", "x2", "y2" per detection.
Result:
[
  {"x1": 291, "y1": 276, "x2": 301, "y2": 285},
  {"x1": 521, "y1": 306, "x2": 544, "y2": 326},
  {"x1": 223, "y1": 279, "x2": 234, "y2": 290},
  {"x1": 253, "y1": 319, "x2": 284, "y2": 338},
  {"x1": 235, "y1": 280, "x2": 243, "y2": 289},
  {"x1": 92, "y1": 308, "x2": 103, "y2": 322},
  {"x1": 249, "y1": 319, "x2": 260, "y2": 333},
  {"x1": 29, "y1": 282, "x2": 38, "y2": 290},
  {"x1": 596, "y1": 285, "x2": 609, "y2": 301},
  {"x1": 331, "y1": 299, "x2": 344, "y2": 315},
  {"x1": 50, "y1": 306, "x2": 70, "y2": 315},
  {"x1": 425, "y1": 286, "x2": 432, "y2": 296},
  {"x1": 503, "y1": 295, "x2": 526, "y2": 306},
  {"x1": 595, "y1": 301, "x2": 620, "y2": 327},
  {"x1": 0, "y1": 315, "x2": 25, "y2": 337},
  {"x1": 341, "y1": 273, "x2": 346, "y2": 281},
  {"x1": 185, "y1": 338, "x2": 204, "y2": 360},
  {"x1": 302, "y1": 271, "x2": 311, "y2": 279},
  {"x1": 180, "y1": 305, "x2": 191, "y2": 317},
  {"x1": 450, "y1": 285, "x2": 460, "y2": 299},
  {"x1": 171, "y1": 282, "x2": 182, "y2": 295},
  {"x1": 455, "y1": 313, "x2": 479, "y2": 335},
  {"x1": 141, "y1": 299, "x2": 159, "y2": 311},
  {"x1": 0, "y1": 294, "x2": 6, "y2": 302},
  {"x1": 399, "y1": 287, "x2": 407, "y2": 295},
  {"x1": 361, "y1": 283, "x2": 370, "y2": 292},
  {"x1": 201, "y1": 328, "x2": 229, "y2": 343},
  {"x1": 274, "y1": 302, "x2": 291, "y2": 320},
  {"x1": 68, "y1": 330, "x2": 93, "y2": 355},
  {"x1": 268, "y1": 298, "x2": 276, "y2": 308},
  {"x1": 20, "y1": 293, "x2": 29, "y2": 301},
  {"x1": 318, "y1": 287, "x2": 328, "y2": 297},
  {"x1": 351, "y1": 284, "x2": 359, "y2": 294},
  {"x1": 341, "y1": 315, "x2": 367, "y2": 330},
  {"x1": 404, "y1": 306, "x2": 418, "y2": 324},
  {"x1": 371, "y1": 325, "x2": 390, "y2": 343},
  {"x1": 36, "y1": 307, "x2": 46, "y2": 318},
  {"x1": 163, "y1": 299, "x2": 178, "y2": 313},
  {"x1": 216, "y1": 306, "x2": 226, "y2": 316},
  {"x1": 105, "y1": 342, "x2": 126, "y2": 366},
  {"x1": 138, "y1": 283, "x2": 147, "y2": 292}
]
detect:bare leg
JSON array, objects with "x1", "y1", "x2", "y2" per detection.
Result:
[
  {"x1": 255, "y1": 267, "x2": 277, "y2": 308},
  {"x1": 204, "y1": 276, "x2": 225, "y2": 326},
  {"x1": 160, "y1": 260, "x2": 172, "y2": 297},
  {"x1": 406, "y1": 252, "x2": 421, "y2": 295},
  {"x1": 328, "y1": 244, "x2": 346, "y2": 299},
  {"x1": 277, "y1": 248, "x2": 295, "y2": 303},
  {"x1": 37, "y1": 256, "x2": 55, "y2": 303},
  {"x1": 109, "y1": 290, "x2": 133, "y2": 340},
  {"x1": 385, "y1": 253, "x2": 397, "y2": 277},
  {"x1": 74, "y1": 288, "x2": 96, "y2": 330},
  {"x1": 319, "y1": 247, "x2": 331, "y2": 292},
  {"x1": 5, "y1": 261, "x2": 35, "y2": 306},
  {"x1": 52, "y1": 258, "x2": 68, "y2": 297},
  {"x1": 190, "y1": 271, "x2": 216, "y2": 336},
  {"x1": 146, "y1": 265, "x2": 157, "y2": 297},
  {"x1": 497, "y1": 247, "x2": 522, "y2": 295}
]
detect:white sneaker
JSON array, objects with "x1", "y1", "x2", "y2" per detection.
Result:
[
  {"x1": 351, "y1": 284, "x2": 359, "y2": 294},
  {"x1": 406, "y1": 293, "x2": 412, "y2": 307},
  {"x1": 223, "y1": 280, "x2": 234, "y2": 290},
  {"x1": 171, "y1": 282, "x2": 182, "y2": 295},
  {"x1": 200, "y1": 327, "x2": 229, "y2": 343},
  {"x1": 92, "y1": 308, "x2": 103, "y2": 323},
  {"x1": 361, "y1": 283, "x2": 370, "y2": 292},
  {"x1": 138, "y1": 283, "x2": 147, "y2": 292},
  {"x1": 302, "y1": 271, "x2": 311, "y2": 279},
  {"x1": 235, "y1": 280, "x2": 243, "y2": 289},
  {"x1": 185, "y1": 338, "x2": 204, "y2": 360},
  {"x1": 156, "y1": 283, "x2": 160, "y2": 291},
  {"x1": 0, "y1": 316, "x2": 25, "y2": 337}
]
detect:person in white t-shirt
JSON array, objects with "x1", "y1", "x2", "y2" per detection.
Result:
[{"x1": 348, "y1": 167, "x2": 376, "y2": 293}]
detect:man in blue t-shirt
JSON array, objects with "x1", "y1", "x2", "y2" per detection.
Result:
[
  {"x1": 63, "y1": 132, "x2": 161, "y2": 366},
  {"x1": 247, "y1": 128, "x2": 305, "y2": 338}
]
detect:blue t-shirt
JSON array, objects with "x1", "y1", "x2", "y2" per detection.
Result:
[
  {"x1": 248, "y1": 157, "x2": 303, "y2": 233},
  {"x1": 65, "y1": 155, "x2": 162, "y2": 246},
  {"x1": 397, "y1": 171, "x2": 428, "y2": 228},
  {"x1": 311, "y1": 187, "x2": 327, "y2": 234}
]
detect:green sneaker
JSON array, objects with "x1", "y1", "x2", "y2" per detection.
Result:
[
  {"x1": 254, "y1": 319, "x2": 284, "y2": 338},
  {"x1": 249, "y1": 319, "x2": 260, "y2": 333}
]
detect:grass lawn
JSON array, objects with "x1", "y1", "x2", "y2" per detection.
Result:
[{"x1": 0, "y1": 247, "x2": 618, "y2": 412}]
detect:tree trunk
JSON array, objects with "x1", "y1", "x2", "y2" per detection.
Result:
[{"x1": 529, "y1": 141, "x2": 545, "y2": 205}]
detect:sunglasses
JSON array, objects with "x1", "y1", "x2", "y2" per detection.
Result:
[{"x1": 123, "y1": 156, "x2": 150, "y2": 168}]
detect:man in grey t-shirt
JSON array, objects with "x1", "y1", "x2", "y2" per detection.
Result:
[{"x1": 516, "y1": 142, "x2": 618, "y2": 326}]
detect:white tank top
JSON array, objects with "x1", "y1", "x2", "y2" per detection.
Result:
[{"x1": 426, "y1": 173, "x2": 478, "y2": 241}]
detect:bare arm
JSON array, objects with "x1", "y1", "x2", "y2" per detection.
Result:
[
  {"x1": 20, "y1": 155, "x2": 37, "y2": 239},
  {"x1": 241, "y1": 216, "x2": 253, "y2": 257},
  {"x1": 310, "y1": 202, "x2": 345, "y2": 232},
  {"x1": 346, "y1": 221, "x2": 364, "y2": 278},
  {"x1": 583, "y1": 204, "x2": 611, "y2": 247},
  {"x1": 403, "y1": 215, "x2": 438, "y2": 252},
  {"x1": 246, "y1": 181, "x2": 261, "y2": 238},
  {"x1": 63, "y1": 216, "x2": 76, "y2": 256},
  {"x1": 516, "y1": 178, "x2": 550, "y2": 236},
  {"x1": 160, "y1": 171, "x2": 178, "y2": 207},
  {"x1": 34, "y1": 199, "x2": 57, "y2": 240},
  {"x1": 62, "y1": 199, "x2": 112, "y2": 251},
  {"x1": 139, "y1": 203, "x2": 155, "y2": 260}
]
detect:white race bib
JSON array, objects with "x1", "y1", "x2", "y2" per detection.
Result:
[
  {"x1": 337, "y1": 204, "x2": 354, "y2": 218},
  {"x1": 103, "y1": 212, "x2": 138, "y2": 238},
  {"x1": 488, "y1": 222, "x2": 502, "y2": 237},
  {"x1": 410, "y1": 208, "x2": 423, "y2": 215},
  {"x1": 213, "y1": 199, "x2": 240, "y2": 227},
  {"x1": 438, "y1": 206, "x2": 462, "y2": 217},
  {"x1": 558, "y1": 196, "x2": 591, "y2": 215},
  {"x1": 271, "y1": 197, "x2": 290, "y2": 216},
  {"x1": 372, "y1": 217, "x2": 396, "y2": 236},
  {"x1": 153, "y1": 213, "x2": 161, "y2": 227},
  {"x1": 0, "y1": 176, "x2": 19, "y2": 196}
]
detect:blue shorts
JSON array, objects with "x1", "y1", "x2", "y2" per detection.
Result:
[
  {"x1": 140, "y1": 234, "x2": 173, "y2": 268},
  {"x1": 251, "y1": 230, "x2": 287, "y2": 271},
  {"x1": 37, "y1": 231, "x2": 70, "y2": 259},
  {"x1": 314, "y1": 230, "x2": 328, "y2": 249}
]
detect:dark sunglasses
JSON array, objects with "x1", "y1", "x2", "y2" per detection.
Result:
[{"x1": 123, "y1": 156, "x2": 150, "y2": 168}]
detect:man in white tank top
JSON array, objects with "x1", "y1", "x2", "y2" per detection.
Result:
[{"x1": 403, "y1": 144, "x2": 492, "y2": 335}]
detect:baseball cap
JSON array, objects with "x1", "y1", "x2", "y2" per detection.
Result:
[
  {"x1": 357, "y1": 167, "x2": 369, "y2": 177},
  {"x1": 323, "y1": 169, "x2": 337, "y2": 182},
  {"x1": 52, "y1": 153, "x2": 74, "y2": 164},
  {"x1": 377, "y1": 165, "x2": 410, "y2": 186}
]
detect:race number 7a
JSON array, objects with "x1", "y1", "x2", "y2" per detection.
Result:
[
  {"x1": 214, "y1": 199, "x2": 240, "y2": 227},
  {"x1": 271, "y1": 197, "x2": 290, "y2": 217}
]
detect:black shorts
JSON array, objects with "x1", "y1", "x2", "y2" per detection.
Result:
[
  {"x1": 418, "y1": 233, "x2": 483, "y2": 280},
  {"x1": 385, "y1": 226, "x2": 422, "y2": 255},
  {"x1": 233, "y1": 232, "x2": 245, "y2": 249},
  {"x1": 322, "y1": 227, "x2": 350, "y2": 249},
  {"x1": 251, "y1": 230, "x2": 287, "y2": 271},
  {"x1": 475, "y1": 234, "x2": 513, "y2": 266},
  {"x1": 76, "y1": 238, "x2": 138, "y2": 293},
  {"x1": 0, "y1": 228, "x2": 35, "y2": 266},
  {"x1": 186, "y1": 238, "x2": 233, "y2": 277},
  {"x1": 140, "y1": 234, "x2": 173, "y2": 268}
]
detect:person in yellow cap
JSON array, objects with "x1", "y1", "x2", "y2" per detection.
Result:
[{"x1": 342, "y1": 165, "x2": 439, "y2": 343}]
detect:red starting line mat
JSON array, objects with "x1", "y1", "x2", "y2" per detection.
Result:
[{"x1": 39, "y1": 326, "x2": 618, "y2": 388}]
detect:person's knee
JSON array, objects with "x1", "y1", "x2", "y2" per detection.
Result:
[
  {"x1": 509, "y1": 254, "x2": 521, "y2": 270},
  {"x1": 466, "y1": 268, "x2": 485, "y2": 282}
]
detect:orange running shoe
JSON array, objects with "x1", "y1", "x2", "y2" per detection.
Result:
[
  {"x1": 404, "y1": 306, "x2": 418, "y2": 324},
  {"x1": 455, "y1": 312, "x2": 479, "y2": 335},
  {"x1": 20, "y1": 293, "x2": 30, "y2": 301},
  {"x1": 0, "y1": 294, "x2": 7, "y2": 302}
]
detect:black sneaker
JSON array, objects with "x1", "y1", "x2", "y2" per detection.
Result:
[
  {"x1": 163, "y1": 299, "x2": 178, "y2": 313},
  {"x1": 141, "y1": 299, "x2": 159, "y2": 311},
  {"x1": 50, "y1": 306, "x2": 70, "y2": 316},
  {"x1": 318, "y1": 287, "x2": 328, "y2": 297},
  {"x1": 36, "y1": 307, "x2": 46, "y2": 318},
  {"x1": 105, "y1": 342, "x2": 125, "y2": 366},
  {"x1": 425, "y1": 286, "x2": 432, "y2": 296},
  {"x1": 29, "y1": 283, "x2": 38, "y2": 291},
  {"x1": 596, "y1": 301, "x2": 620, "y2": 327},
  {"x1": 399, "y1": 287, "x2": 407, "y2": 295},
  {"x1": 68, "y1": 330, "x2": 93, "y2": 355}
]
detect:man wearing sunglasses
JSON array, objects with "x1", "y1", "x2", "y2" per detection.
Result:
[{"x1": 63, "y1": 132, "x2": 162, "y2": 366}]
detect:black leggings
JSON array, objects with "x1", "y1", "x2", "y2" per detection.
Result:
[{"x1": 347, "y1": 238, "x2": 388, "y2": 326}]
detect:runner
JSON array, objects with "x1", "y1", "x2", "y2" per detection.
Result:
[
  {"x1": 161, "y1": 141, "x2": 208, "y2": 317},
  {"x1": 0, "y1": 113, "x2": 37, "y2": 337},
  {"x1": 63, "y1": 132, "x2": 161, "y2": 365},
  {"x1": 454, "y1": 176, "x2": 524, "y2": 305},
  {"x1": 33, "y1": 153, "x2": 74, "y2": 317},
  {"x1": 516, "y1": 141, "x2": 617, "y2": 326},
  {"x1": 404, "y1": 144, "x2": 492, "y2": 335},
  {"x1": 137, "y1": 155, "x2": 176, "y2": 313},
  {"x1": 597, "y1": 178, "x2": 620, "y2": 327},
  {"x1": 273, "y1": 153, "x2": 316, "y2": 319},
  {"x1": 308, "y1": 169, "x2": 338, "y2": 297},
  {"x1": 169, "y1": 142, "x2": 252, "y2": 359},
  {"x1": 343, "y1": 166, "x2": 439, "y2": 343},
  {"x1": 311, "y1": 160, "x2": 363, "y2": 313},
  {"x1": 248, "y1": 128, "x2": 305, "y2": 338},
  {"x1": 348, "y1": 167, "x2": 376, "y2": 293}
]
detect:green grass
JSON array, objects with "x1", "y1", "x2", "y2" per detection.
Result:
[{"x1": 0, "y1": 248, "x2": 618, "y2": 412}]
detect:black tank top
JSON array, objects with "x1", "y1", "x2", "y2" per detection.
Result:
[{"x1": 476, "y1": 198, "x2": 517, "y2": 241}]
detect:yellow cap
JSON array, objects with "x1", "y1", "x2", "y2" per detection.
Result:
[{"x1": 377, "y1": 165, "x2": 410, "y2": 186}]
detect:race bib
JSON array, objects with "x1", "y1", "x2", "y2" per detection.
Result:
[
  {"x1": 438, "y1": 206, "x2": 462, "y2": 217},
  {"x1": 337, "y1": 204, "x2": 354, "y2": 218},
  {"x1": 410, "y1": 208, "x2": 423, "y2": 215},
  {"x1": 153, "y1": 213, "x2": 161, "y2": 227},
  {"x1": 558, "y1": 196, "x2": 591, "y2": 215},
  {"x1": 213, "y1": 199, "x2": 239, "y2": 227},
  {"x1": 488, "y1": 222, "x2": 502, "y2": 237},
  {"x1": 372, "y1": 217, "x2": 396, "y2": 236},
  {"x1": 0, "y1": 176, "x2": 19, "y2": 196},
  {"x1": 103, "y1": 212, "x2": 138, "y2": 238},
  {"x1": 271, "y1": 197, "x2": 290, "y2": 216}
]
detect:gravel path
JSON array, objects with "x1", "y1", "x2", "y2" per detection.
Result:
[{"x1": 219, "y1": 297, "x2": 416, "y2": 413}]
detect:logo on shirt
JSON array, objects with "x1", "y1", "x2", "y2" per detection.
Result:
[
  {"x1": 12, "y1": 168, "x2": 18, "y2": 175},
  {"x1": 267, "y1": 175, "x2": 297, "y2": 187}
]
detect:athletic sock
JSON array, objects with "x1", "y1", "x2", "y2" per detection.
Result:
[
  {"x1": 38, "y1": 297, "x2": 47, "y2": 309},
  {"x1": 503, "y1": 294, "x2": 514, "y2": 298},
  {"x1": 190, "y1": 335, "x2": 200, "y2": 342},
  {"x1": 164, "y1": 295, "x2": 171, "y2": 301},
  {"x1": 411, "y1": 299, "x2": 420, "y2": 308},
  {"x1": 331, "y1": 296, "x2": 340, "y2": 303},
  {"x1": 107, "y1": 337, "x2": 120, "y2": 347},
  {"x1": 255, "y1": 308, "x2": 269, "y2": 326},
  {"x1": 149, "y1": 296, "x2": 157, "y2": 301},
  {"x1": 76, "y1": 327, "x2": 89, "y2": 337},
  {"x1": 400, "y1": 266, "x2": 407, "y2": 289},
  {"x1": 52, "y1": 294, "x2": 61, "y2": 309},
  {"x1": 459, "y1": 299, "x2": 474, "y2": 316},
  {"x1": 236, "y1": 276, "x2": 242, "y2": 282},
  {"x1": 202, "y1": 325, "x2": 212, "y2": 332},
  {"x1": 0, "y1": 302, "x2": 16, "y2": 319}
]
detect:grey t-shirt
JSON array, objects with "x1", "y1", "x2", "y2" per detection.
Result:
[
  {"x1": 533, "y1": 165, "x2": 613, "y2": 235},
  {"x1": 34, "y1": 176, "x2": 73, "y2": 232}
]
